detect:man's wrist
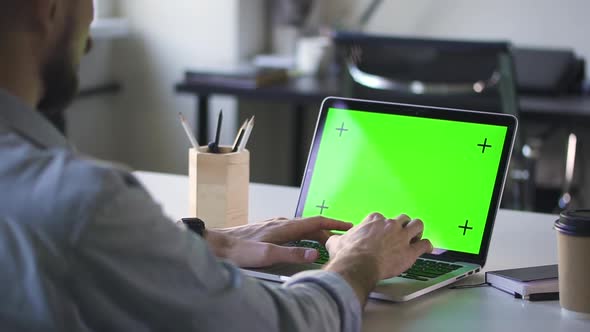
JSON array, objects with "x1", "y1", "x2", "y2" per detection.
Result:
[
  {"x1": 178, "y1": 218, "x2": 231, "y2": 258},
  {"x1": 324, "y1": 253, "x2": 380, "y2": 306},
  {"x1": 201, "y1": 229, "x2": 233, "y2": 259}
]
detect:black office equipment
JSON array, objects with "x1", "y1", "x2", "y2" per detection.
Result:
[{"x1": 513, "y1": 47, "x2": 586, "y2": 96}]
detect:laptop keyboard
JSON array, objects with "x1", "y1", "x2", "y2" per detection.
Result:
[
  {"x1": 295, "y1": 240, "x2": 330, "y2": 264},
  {"x1": 400, "y1": 259, "x2": 463, "y2": 281},
  {"x1": 293, "y1": 241, "x2": 463, "y2": 281}
]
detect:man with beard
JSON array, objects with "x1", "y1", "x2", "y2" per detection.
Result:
[{"x1": 0, "y1": 1, "x2": 433, "y2": 331}]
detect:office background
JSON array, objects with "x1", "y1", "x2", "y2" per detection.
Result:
[{"x1": 71, "y1": 0, "x2": 590, "y2": 211}]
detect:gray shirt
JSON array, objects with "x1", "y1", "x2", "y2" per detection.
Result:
[{"x1": 0, "y1": 89, "x2": 361, "y2": 332}]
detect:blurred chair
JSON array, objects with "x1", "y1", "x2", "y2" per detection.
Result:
[{"x1": 332, "y1": 31, "x2": 535, "y2": 210}]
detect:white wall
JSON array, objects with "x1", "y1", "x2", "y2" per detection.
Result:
[
  {"x1": 110, "y1": 1, "x2": 230, "y2": 173},
  {"x1": 69, "y1": 0, "x2": 266, "y2": 174}
]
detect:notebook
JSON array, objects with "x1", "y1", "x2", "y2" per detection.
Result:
[
  {"x1": 244, "y1": 97, "x2": 518, "y2": 302},
  {"x1": 486, "y1": 265, "x2": 559, "y2": 300}
]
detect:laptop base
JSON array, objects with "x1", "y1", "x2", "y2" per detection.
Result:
[{"x1": 243, "y1": 261, "x2": 480, "y2": 302}]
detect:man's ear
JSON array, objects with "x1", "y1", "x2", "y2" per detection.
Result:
[{"x1": 30, "y1": 0, "x2": 59, "y2": 34}]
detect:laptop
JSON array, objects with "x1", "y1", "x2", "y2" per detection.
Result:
[{"x1": 244, "y1": 97, "x2": 518, "y2": 302}]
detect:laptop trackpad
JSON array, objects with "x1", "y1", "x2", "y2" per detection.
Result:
[{"x1": 250, "y1": 262, "x2": 321, "y2": 278}]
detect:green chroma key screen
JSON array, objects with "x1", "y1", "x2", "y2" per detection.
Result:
[{"x1": 301, "y1": 107, "x2": 508, "y2": 254}]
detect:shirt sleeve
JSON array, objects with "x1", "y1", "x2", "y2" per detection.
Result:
[{"x1": 68, "y1": 172, "x2": 362, "y2": 332}]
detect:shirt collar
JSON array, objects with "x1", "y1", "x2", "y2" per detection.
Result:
[{"x1": 0, "y1": 88, "x2": 71, "y2": 150}]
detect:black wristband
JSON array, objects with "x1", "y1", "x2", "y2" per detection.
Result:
[{"x1": 180, "y1": 218, "x2": 206, "y2": 237}]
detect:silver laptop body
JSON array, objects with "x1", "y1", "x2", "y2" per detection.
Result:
[{"x1": 244, "y1": 97, "x2": 518, "y2": 302}]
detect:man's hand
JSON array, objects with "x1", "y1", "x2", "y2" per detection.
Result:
[
  {"x1": 324, "y1": 213, "x2": 433, "y2": 305},
  {"x1": 180, "y1": 216, "x2": 353, "y2": 268},
  {"x1": 216, "y1": 216, "x2": 353, "y2": 245}
]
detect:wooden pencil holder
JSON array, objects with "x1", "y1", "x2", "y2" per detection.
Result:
[{"x1": 188, "y1": 146, "x2": 249, "y2": 228}]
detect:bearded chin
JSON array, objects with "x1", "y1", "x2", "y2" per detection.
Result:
[{"x1": 37, "y1": 54, "x2": 79, "y2": 116}]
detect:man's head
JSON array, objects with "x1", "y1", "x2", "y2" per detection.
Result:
[{"x1": 0, "y1": 0, "x2": 94, "y2": 112}]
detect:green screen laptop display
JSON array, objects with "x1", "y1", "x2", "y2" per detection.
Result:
[{"x1": 299, "y1": 105, "x2": 512, "y2": 255}]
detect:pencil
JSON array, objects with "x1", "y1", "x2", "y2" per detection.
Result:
[
  {"x1": 178, "y1": 112, "x2": 199, "y2": 148},
  {"x1": 238, "y1": 116, "x2": 255, "y2": 151},
  {"x1": 214, "y1": 110, "x2": 223, "y2": 148},
  {"x1": 232, "y1": 119, "x2": 248, "y2": 152}
]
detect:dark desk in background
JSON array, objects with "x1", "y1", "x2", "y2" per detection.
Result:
[
  {"x1": 175, "y1": 74, "x2": 590, "y2": 185},
  {"x1": 520, "y1": 95, "x2": 590, "y2": 121},
  {"x1": 176, "y1": 75, "x2": 340, "y2": 141}
]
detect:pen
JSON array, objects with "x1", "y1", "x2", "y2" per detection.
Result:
[
  {"x1": 208, "y1": 110, "x2": 223, "y2": 153},
  {"x1": 232, "y1": 119, "x2": 248, "y2": 152},
  {"x1": 178, "y1": 112, "x2": 199, "y2": 149},
  {"x1": 238, "y1": 116, "x2": 255, "y2": 151}
]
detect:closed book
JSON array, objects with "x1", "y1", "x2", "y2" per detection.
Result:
[
  {"x1": 485, "y1": 264, "x2": 559, "y2": 300},
  {"x1": 185, "y1": 66, "x2": 288, "y2": 89}
]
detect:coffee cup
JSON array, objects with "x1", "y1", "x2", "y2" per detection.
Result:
[{"x1": 554, "y1": 209, "x2": 590, "y2": 319}]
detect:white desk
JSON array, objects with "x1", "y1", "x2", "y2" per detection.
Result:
[{"x1": 135, "y1": 171, "x2": 589, "y2": 332}]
